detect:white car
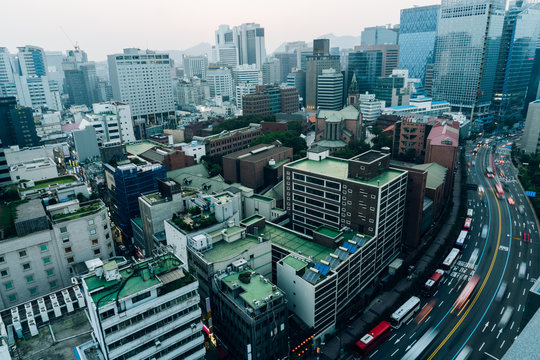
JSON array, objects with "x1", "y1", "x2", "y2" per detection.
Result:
[
  {"x1": 496, "y1": 282, "x2": 507, "y2": 302},
  {"x1": 499, "y1": 306, "x2": 514, "y2": 328},
  {"x1": 519, "y1": 262, "x2": 527, "y2": 279}
]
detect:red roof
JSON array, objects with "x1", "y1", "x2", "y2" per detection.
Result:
[
  {"x1": 427, "y1": 122, "x2": 459, "y2": 147},
  {"x1": 61, "y1": 123, "x2": 81, "y2": 132}
]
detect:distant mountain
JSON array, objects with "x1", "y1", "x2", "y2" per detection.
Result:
[
  {"x1": 315, "y1": 34, "x2": 361, "y2": 50},
  {"x1": 167, "y1": 42, "x2": 213, "y2": 65}
]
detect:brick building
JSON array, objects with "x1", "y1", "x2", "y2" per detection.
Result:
[
  {"x1": 222, "y1": 143, "x2": 293, "y2": 190},
  {"x1": 242, "y1": 86, "x2": 300, "y2": 116},
  {"x1": 193, "y1": 124, "x2": 263, "y2": 157},
  {"x1": 139, "y1": 146, "x2": 195, "y2": 171},
  {"x1": 313, "y1": 105, "x2": 362, "y2": 150}
]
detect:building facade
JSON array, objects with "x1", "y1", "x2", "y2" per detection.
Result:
[
  {"x1": 183, "y1": 55, "x2": 209, "y2": 79},
  {"x1": 305, "y1": 50, "x2": 340, "y2": 110},
  {"x1": 522, "y1": 100, "x2": 540, "y2": 154},
  {"x1": 0, "y1": 97, "x2": 40, "y2": 148},
  {"x1": 317, "y1": 68, "x2": 343, "y2": 110}
]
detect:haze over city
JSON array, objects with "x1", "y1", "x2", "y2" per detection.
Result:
[{"x1": 2, "y1": 0, "x2": 440, "y2": 59}]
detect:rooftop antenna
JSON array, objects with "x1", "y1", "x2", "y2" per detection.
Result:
[{"x1": 60, "y1": 26, "x2": 80, "y2": 51}]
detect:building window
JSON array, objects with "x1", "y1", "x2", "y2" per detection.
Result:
[
  {"x1": 65, "y1": 247, "x2": 72, "y2": 254},
  {"x1": 92, "y1": 239, "x2": 99, "y2": 246},
  {"x1": 46, "y1": 269, "x2": 54, "y2": 277},
  {"x1": 19, "y1": 250, "x2": 27, "y2": 258},
  {"x1": 90, "y1": 229, "x2": 97, "y2": 235},
  {"x1": 0, "y1": 256, "x2": 4, "y2": 264},
  {"x1": 8, "y1": 294, "x2": 16, "y2": 302},
  {"x1": 101, "y1": 214, "x2": 106, "y2": 220},
  {"x1": 40, "y1": 244, "x2": 48, "y2": 252},
  {"x1": 29, "y1": 287, "x2": 37, "y2": 296},
  {"x1": 60, "y1": 226, "x2": 67, "y2": 233},
  {"x1": 0, "y1": 269, "x2": 8, "y2": 277},
  {"x1": 94, "y1": 249, "x2": 101, "y2": 255},
  {"x1": 43, "y1": 257, "x2": 51, "y2": 265},
  {"x1": 107, "y1": 243, "x2": 112, "y2": 249},
  {"x1": 62, "y1": 236, "x2": 70, "y2": 243},
  {"x1": 88, "y1": 219, "x2": 94, "y2": 225},
  {"x1": 26, "y1": 275, "x2": 34, "y2": 283},
  {"x1": 106, "y1": 233, "x2": 110, "y2": 239},
  {"x1": 132, "y1": 291, "x2": 151, "y2": 304},
  {"x1": 104, "y1": 224, "x2": 108, "y2": 230},
  {"x1": 67, "y1": 257, "x2": 74, "y2": 264},
  {"x1": 22, "y1": 263, "x2": 31, "y2": 271},
  {"x1": 4, "y1": 281, "x2": 13, "y2": 290},
  {"x1": 49, "y1": 281, "x2": 57, "y2": 289}
]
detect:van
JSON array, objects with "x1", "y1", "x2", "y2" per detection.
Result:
[
  {"x1": 519, "y1": 262, "x2": 527, "y2": 278},
  {"x1": 499, "y1": 306, "x2": 514, "y2": 328},
  {"x1": 467, "y1": 209, "x2": 474, "y2": 217}
]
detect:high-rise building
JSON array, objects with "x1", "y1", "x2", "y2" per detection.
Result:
[
  {"x1": 45, "y1": 51, "x2": 65, "y2": 93},
  {"x1": 108, "y1": 48, "x2": 175, "y2": 122},
  {"x1": 355, "y1": 44, "x2": 400, "y2": 77},
  {"x1": 81, "y1": 102, "x2": 136, "y2": 144},
  {"x1": 346, "y1": 50, "x2": 383, "y2": 94},
  {"x1": 215, "y1": 23, "x2": 267, "y2": 69},
  {"x1": 72, "y1": 126, "x2": 100, "y2": 162},
  {"x1": 275, "y1": 53, "x2": 297, "y2": 83},
  {"x1": 0, "y1": 97, "x2": 40, "y2": 148},
  {"x1": 63, "y1": 49, "x2": 99, "y2": 107},
  {"x1": 358, "y1": 92, "x2": 385, "y2": 123},
  {"x1": 177, "y1": 77, "x2": 210, "y2": 107},
  {"x1": 233, "y1": 64, "x2": 262, "y2": 87},
  {"x1": 374, "y1": 70, "x2": 412, "y2": 107},
  {"x1": 0, "y1": 142, "x2": 9, "y2": 185},
  {"x1": 398, "y1": 5, "x2": 440, "y2": 84},
  {"x1": 286, "y1": 70, "x2": 306, "y2": 107},
  {"x1": 242, "y1": 86, "x2": 299, "y2": 115},
  {"x1": 236, "y1": 83, "x2": 256, "y2": 110},
  {"x1": 492, "y1": 2, "x2": 540, "y2": 119},
  {"x1": 431, "y1": 0, "x2": 505, "y2": 119},
  {"x1": 317, "y1": 68, "x2": 343, "y2": 110},
  {"x1": 82, "y1": 251, "x2": 206, "y2": 360},
  {"x1": 262, "y1": 59, "x2": 281, "y2": 85},
  {"x1": 207, "y1": 68, "x2": 234, "y2": 99},
  {"x1": 313, "y1": 39, "x2": 330, "y2": 56},
  {"x1": 361, "y1": 25, "x2": 399, "y2": 46},
  {"x1": 305, "y1": 40, "x2": 340, "y2": 110},
  {"x1": 183, "y1": 55, "x2": 209, "y2": 79},
  {"x1": 522, "y1": 100, "x2": 540, "y2": 154}
]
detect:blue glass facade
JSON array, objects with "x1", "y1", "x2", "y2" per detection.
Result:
[
  {"x1": 432, "y1": 0, "x2": 505, "y2": 118},
  {"x1": 346, "y1": 51, "x2": 382, "y2": 94},
  {"x1": 493, "y1": 2, "x2": 540, "y2": 118},
  {"x1": 398, "y1": 5, "x2": 440, "y2": 84}
]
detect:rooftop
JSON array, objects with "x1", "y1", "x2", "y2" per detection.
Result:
[
  {"x1": 282, "y1": 255, "x2": 308, "y2": 271},
  {"x1": 21, "y1": 175, "x2": 78, "y2": 191},
  {"x1": 502, "y1": 308, "x2": 540, "y2": 360},
  {"x1": 413, "y1": 163, "x2": 447, "y2": 189},
  {"x1": 222, "y1": 270, "x2": 283, "y2": 310},
  {"x1": 241, "y1": 214, "x2": 265, "y2": 226},
  {"x1": 427, "y1": 122, "x2": 460, "y2": 147},
  {"x1": 16, "y1": 199, "x2": 46, "y2": 222},
  {"x1": 83, "y1": 252, "x2": 194, "y2": 308},
  {"x1": 199, "y1": 235, "x2": 263, "y2": 263},
  {"x1": 287, "y1": 156, "x2": 404, "y2": 187},
  {"x1": 313, "y1": 225, "x2": 342, "y2": 239},
  {"x1": 251, "y1": 195, "x2": 273, "y2": 203},
  {"x1": 352, "y1": 150, "x2": 387, "y2": 164},
  {"x1": 51, "y1": 200, "x2": 105, "y2": 223}
]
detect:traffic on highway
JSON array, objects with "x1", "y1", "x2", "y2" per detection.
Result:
[{"x1": 351, "y1": 135, "x2": 538, "y2": 360}]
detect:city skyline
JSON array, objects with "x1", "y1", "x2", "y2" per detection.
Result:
[{"x1": 2, "y1": 0, "x2": 442, "y2": 60}]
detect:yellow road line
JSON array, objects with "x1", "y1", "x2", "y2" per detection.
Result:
[
  {"x1": 514, "y1": 237, "x2": 521, "y2": 240},
  {"x1": 427, "y1": 152, "x2": 503, "y2": 360}
]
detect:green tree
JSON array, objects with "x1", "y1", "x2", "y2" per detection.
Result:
[{"x1": 287, "y1": 120, "x2": 303, "y2": 135}]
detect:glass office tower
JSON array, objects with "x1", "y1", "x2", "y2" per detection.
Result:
[
  {"x1": 346, "y1": 51, "x2": 383, "y2": 94},
  {"x1": 398, "y1": 5, "x2": 440, "y2": 84},
  {"x1": 431, "y1": 0, "x2": 505, "y2": 119},
  {"x1": 492, "y1": 2, "x2": 540, "y2": 119}
]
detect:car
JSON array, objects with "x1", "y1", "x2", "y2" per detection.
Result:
[
  {"x1": 478, "y1": 185, "x2": 485, "y2": 195},
  {"x1": 519, "y1": 205, "x2": 525, "y2": 214},
  {"x1": 519, "y1": 262, "x2": 527, "y2": 278},
  {"x1": 467, "y1": 209, "x2": 474, "y2": 217},
  {"x1": 499, "y1": 306, "x2": 514, "y2": 328},
  {"x1": 481, "y1": 225, "x2": 488, "y2": 239},
  {"x1": 496, "y1": 282, "x2": 507, "y2": 301},
  {"x1": 508, "y1": 197, "x2": 515, "y2": 205}
]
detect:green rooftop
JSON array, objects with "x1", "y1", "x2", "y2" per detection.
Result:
[
  {"x1": 314, "y1": 225, "x2": 342, "y2": 239},
  {"x1": 264, "y1": 223, "x2": 333, "y2": 262},
  {"x1": 287, "y1": 157, "x2": 404, "y2": 186},
  {"x1": 241, "y1": 214, "x2": 265, "y2": 226},
  {"x1": 282, "y1": 256, "x2": 307, "y2": 271},
  {"x1": 84, "y1": 253, "x2": 194, "y2": 308},
  {"x1": 208, "y1": 225, "x2": 245, "y2": 237},
  {"x1": 52, "y1": 201, "x2": 105, "y2": 223},
  {"x1": 222, "y1": 270, "x2": 282, "y2": 309},
  {"x1": 200, "y1": 235, "x2": 266, "y2": 263},
  {"x1": 21, "y1": 175, "x2": 78, "y2": 191},
  {"x1": 251, "y1": 195, "x2": 273, "y2": 203}
]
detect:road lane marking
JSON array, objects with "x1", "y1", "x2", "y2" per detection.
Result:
[
  {"x1": 369, "y1": 350, "x2": 378, "y2": 358},
  {"x1": 523, "y1": 289, "x2": 526, "y2": 296},
  {"x1": 510, "y1": 321, "x2": 514, "y2": 330},
  {"x1": 518, "y1": 304, "x2": 521, "y2": 311},
  {"x1": 389, "y1": 334, "x2": 396, "y2": 341},
  {"x1": 500, "y1": 307, "x2": 504, "y2": 315},
  {"x1": 479, "y1": 342, "x2": 485, "y2": 351},
  {"x1": 513, "y1": 276, "x2": 516, "y2": 283},
  {"x1": 439, "y1": 300, "x2": 444, "y2": 307},
  {"x1": 500, "y1": 340, "x2": 506, "y2": 349},
  {"x1": 507, "y1": 292, "x2": 511, "y2": 299},
  {"x1": 391, "y1": 349, "x2": 399, "y2": 357},
  {"x1": 491, "y1": 323, "x2": 496, "y2": 332},
  {"x1": 409, "y1": 331, "x2": 416, "y2": 339}
]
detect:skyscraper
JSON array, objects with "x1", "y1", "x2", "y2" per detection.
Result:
[
  {"x1": 183, "y1": 55, "x2": 209, "y2": 79},
  {"x1": 356, "y1": 44, "x2": 400, "y2": 77},
  {"x1": 215, "y1": 23, "x2": 267, "y2": 69},
  {"x1": 108, "y1": 48, "x2": 175, "y2": 122},
  {"x1": 346, "y1": 50, "x2": 383, "y2": 94},
  {"x1": 313, "y1": 39, "x2": 330, "y2": 56},
  {"x1": 0, "y1": 97, "x2": 40, "y2": 148},
  {"x1": 361, "y1": 25, "x2": 399, "y2": 46},
  {"x1": 431, "y1": 0, "x2": 505, "y2": 119},
  {"x1": 317, "y1": 68, "x2": 343, "y2": 110},
  {"x1": 398, "y1": 5, "x2": 440, "y2": 84},
  {"x1": 63, "y1": 48, "x2": 99, "y2": 107},
  {"x1": 207, "y1": 68, "x2": 234, "y2": 99},
  {"x1": 492, "y1": 2, "x2": 540, "y2": 119},
  {"x1": 305, "y1": 40, "x2": 340, "y2": 110}
]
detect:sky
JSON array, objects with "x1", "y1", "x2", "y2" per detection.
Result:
[{"x1": 2, "y1": 0, "x2": 440, "y2": 61}]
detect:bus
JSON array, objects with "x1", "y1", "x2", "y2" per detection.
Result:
[
  {"x1": 486, "y1": 167, "x2": 494, "y2": 178},
  {"x1": 463, "y1": 218, "x2": 472, "y2": 230},
  {"x1": 422, "y1": 269, "x2": 445, "y2": 297},
  {"x1": 354, "y1": 321, "x2": 392, "y2": 358},
  {"x1": 400, "y1": 328, "x2": 439, "y2": 360},
  {"x1": 495, "y1": 184, "x2": 504, "y2": 199},
  {"x1": 455, "y1": 230, "x2": 469, "y2": 250},
  {"x1": 442, "y1": 248, "x2": 461, "y2": 272},
  {"x1": 390, "y1": 296, "x2": 421, "y2": 329},
  {"x1": 454, "y1": 275, "x2": 479, "y2": 310}
]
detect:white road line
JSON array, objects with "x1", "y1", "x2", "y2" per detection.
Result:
[
  {"x1": 531, "y1": 249, "x2": 533, "y2": 255},
  {"x1": 439, "y1": 300, "x2": 444, "y2": 307},
  {"x1": 425, "y1": 316, "x2": 431, "y2": 323},
  {"x1": 500, "y1": 340, "x2": 506, "y2": 349},
  {"x1": 507, "y1": 292, "x2": 511, "y2": 299},
  {"x1": 409, "y1": 331, "x2": 416, "y2": 339},
  {"x1": 513, "y1": 276, "x2": 516, "y2": 284},
  {"x1": 391, "y1": 349, "x2": 399, "y2": 357},
  {"x1": 530, "y1": 260, "x2": 532, "y2": 267},
  {"x1": 434, "y1": 290, "x2": 439, "y2": 296},
  {"x1": 369, "y1": 350, "x2": 379, "y2": 358},
  {"x1": 518, "y1": 304, "x2": 522, "y2": 312},
  {"x1": 510, "y1": 321, "x2": 515, "y2": 330},
  {"x1": 406, "y1": 318, "x2": 413, "y2": 326},
  {"x1": 491, "y1": 323, "x2": 497, "y2": 332},
  {"x1": 479, "y1": 342, "x2": 485, "y2": 351},
  {"x1": 523, "y1": 289, "x2": 526, "y2": 296},
  {"x1": 389, "y1": 334, "x2": 396, "y2": 341},
  {"x1": 396, "y1": 334, "x2": 406, "y2": 344},
  {"x1": 500, "y1": 307, "x2": 505, "y2": 315},
  {"x1": 516, "y1": 264, "x2": 519, "y2": 270},
  {"x1": 519, "y1": 251, "x2": 522, "y2": 257}
]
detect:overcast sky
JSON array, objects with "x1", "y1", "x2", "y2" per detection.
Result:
[{"x1": 2, "y1": 0, "x2": 441, "y2": 61}]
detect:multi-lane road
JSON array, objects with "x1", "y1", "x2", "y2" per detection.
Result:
[{"x1": 361, "y1": 137, "x2": 538, "y2": 360}]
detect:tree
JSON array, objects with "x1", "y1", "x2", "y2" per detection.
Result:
[
  {"x1": 212, "y1": 114, "x2": 275, "y2": 134},
  {"x1": 250, "y1": 130, "x2": 307, "y2": 156},
  {"x1": 287, "y1": 120, "x2": 303, "y2": 135}
]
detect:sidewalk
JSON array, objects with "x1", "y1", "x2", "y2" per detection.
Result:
[{"x1": 310, "y1": 155, "x2": 463, "y2": 360}]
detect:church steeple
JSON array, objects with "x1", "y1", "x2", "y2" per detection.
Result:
[{"x1": 348, "y1": 73, "x2": 359, "y2": 106}]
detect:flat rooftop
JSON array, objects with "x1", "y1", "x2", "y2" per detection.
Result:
[
  {"x1": 241, "y1": 214, "x2": 265, "y2": 226},
  {"x1": 22, "y1": 175, "x2": 78, "y2": 191},
  {"x1": 287, "y1": 157, "x2": 404, "y2": 187},
  {"x1": 83, "y1": 253, "x2": 193, "y2": 308},
  {"x1": 16, "y1": 199, "x2": 46, "y2": 221},
  {"x1": 200, "y1": 235, "x2": 263, "y2": 263},
  {"x1": 222, "y1": 270, "x2": 283, "y2": 310},
  {"x1": 352, "y1": 150, "x2": 387, "y2": 163},
  {"x1": 282, "y1": 255, "x2": 308, "y2": 271},
  {"x1": 13, "y1": 309, "x2": 93, "y2": 360},
  {"x1": 313, "y1": 225, "x2": 342, "y2": 239},
  {"x1": 251, "y1": 195, "x2": 273, "y2": 203}
]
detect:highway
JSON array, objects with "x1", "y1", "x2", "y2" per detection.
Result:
[{"x1": 358, "y1": 137, "x2": 539, "y2": 360}]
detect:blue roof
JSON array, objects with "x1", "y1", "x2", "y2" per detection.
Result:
[
  {"x1": 431, "y1": 101, "x2": 449, "y2": 105},
  {"x1": 387, "y1": 105, "x2": 415, "y2": 110}
]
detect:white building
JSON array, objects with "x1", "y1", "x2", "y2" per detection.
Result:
[
  {"x1": 81, "y1": 251, "x2": 205, "y2": 360},
  {"x1": 522, "y1": 100, "x2": 540, "y2": 154},
  {"x1": 183, "y1": 55, "x2": 208, "y2": 79},
  {"x1": 34, "y1": 109, "x2": 62, "y2": 138},
  {"x1": 358, "y1": 92, "x2": 385, "y2": 123},
  {"x1": 235, "y1": 83, "x2": 256, "y2": 110},
  {"x1": 177, "y1": 77, "x2": 210, "y2": 107},
  {"x1": 262, "y1": 59, "x2": 281, "y2": 85},
  {"x1": 9, "y1": 157, "x2": 58, "y2": 182},
  {"x1": 0, "y1": 199, "x2": 114, "y2": 309},
  {"x1": 233, "y1": 64, "x2": 262, "y2": 87},
  {"x1": 207, "y1": 68, "x2": 234, "y2": 99},
  {"x1": 215, "y1": 23, "x2": 267, "y2": 69},
  {"x1": 80, "y1": 102, "x2": 136, "y2": 144},
  {"x1": 317, "y1": 68, "x2": 343, "y2": 110},
  {"x1": 383, "y1": 96, "x2": 451, "y2": 117},
  {"x1": 178, "y1": 141, "x2": 206, "y2": 163},
  {"x1": 107, "y1": 48, "x2": 175, "y2": 120}
]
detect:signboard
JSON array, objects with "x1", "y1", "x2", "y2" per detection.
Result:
[{"x1": 525, "y1": 191, "x2": 536, "y2": 198}]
